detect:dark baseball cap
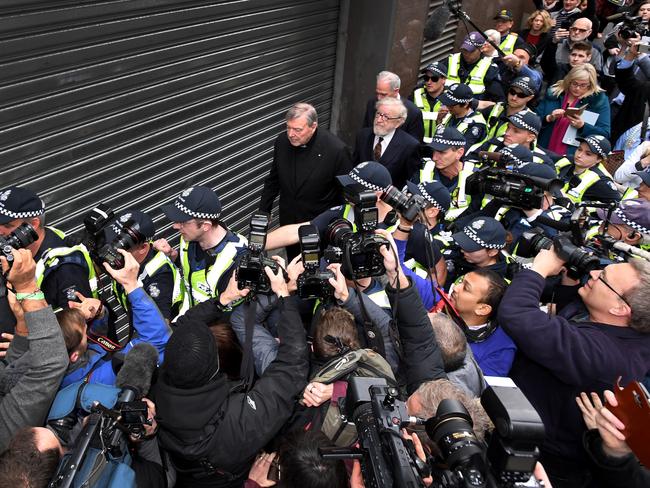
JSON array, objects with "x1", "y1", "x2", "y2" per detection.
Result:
[
  {"x1": 422, "y1": 61, "x2": 447, "y2": 78},
  {"x1": 515, "y1": 162, "x2": 559, "y2": 180},
  {"x1": 452, "y1": 217, "x2": 507, "y2": 252},
  {"x1": 336, "y1": 162, "x2": 392, "y2": 192},
  {"x1": 427, "y1": 126, "x2": 466, "y2": 152},
  {"x1": 493, "y1": 9, "x2": 513, "y2": 20},
  {"x1": 461, "y1": 31, "x2": 486, "y2": 52},
  {"x1": 633, "y1": 170, "x2": 650, "y2": 186},
  {"x1": 509, "y1": 76, "x2": 536, "y2": 97},
  {"x1": 0, "y1": 186, "x2": 45, "y2": 225},
  {"x1": 162, "y1": 186, "x2": 222, "y2": 223},
  {"x1": 440, "y1": 83, "x2": 474, "y2": 107},
  {"x1": 596, "y1": 199, "x2": 650, "y2": 234},
  {"x1": 104, "y1": 209, "x2": 156, "y2": 243},
  {"x1": 507, "y1": 111, "x2": 541, "y2": 136},
  {"x1": 576, "y1": 135, "x2": 611, "y2": 160},
  {"x1": 498, "y1": 144, "x2": 534, "y2": 169},
  {"x1": 405, "y1": 180, "x2": 451, "y2": 213}
]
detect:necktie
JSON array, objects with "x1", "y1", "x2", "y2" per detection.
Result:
[{"x1": 373, "y1": 137, "x2": 383, "y2": 161}]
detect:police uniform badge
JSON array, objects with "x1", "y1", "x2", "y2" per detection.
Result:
[
  {"x1": 120, "y1": 213, "x2": 132, "y2": 223},
  {"x1": 0, "y1": 190, "x2": 10, "y2": 202},
  {"x1": 608, "y1": 181, "x2": 618, "y2": 192},
  {"x1": 471, "y1": 126, "x2": 481, "y2": 137},
  {"x1": 182, "y1": 188, "x2": 193, "y2": 197},
  {"x1": 148, "y1": 283, "x2": 161, "y2": 299},
  {"x1": 472, "y1": 219, "x2": 485, "y2": 230},
  {"x1": 64, "y1": 286, "x2": 79, "y2": 302}
]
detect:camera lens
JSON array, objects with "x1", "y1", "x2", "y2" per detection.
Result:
[
  {"x1": 326, "y1": 219, "x2": 354, "y2": 248},
  {"x1": 5, "y1": 223, "x2": 38, "y2": 250},
  {"x1": 112, "y1": 221, "x2": 146, "y2": 251}
]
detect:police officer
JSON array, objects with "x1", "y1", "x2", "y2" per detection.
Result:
[
  {"x1": 411, "y1": 62, "x2": 447, "y2": 143},
  {"x1": 440, "y1": 32, "x2": 504, "y2": 103},
  {"x1": 555, "y1": 135, "x2": 622, "y2": 204},
  {"x1": 105, "y1": 209, "x2": 183, "y2": 321},
  {"x1": 481, "y1": 77, "x2": 536, "y2": 140},
  {"x1": 596, "y1": 199, "x2": 650, "y2": 252},
  {"x1": 438, "y1": 83, "x2": 488, "y2": 150},
  {"x1": 417, "y1": 127, "x2": 473, "y2": 222},
  {"x1": 0, "y1": 186, "x2": 96, "y2": 333},
  {"x1": 157, "y1": 186, "x2": 247, "y2": 315},
  {"x1": 493, "y1": 9, "x2": 523, "y2": 56}
]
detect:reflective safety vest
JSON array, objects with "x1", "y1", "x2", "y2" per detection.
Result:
[
  {"x1": 499, "y1": 33, "x2": 519, "y2": 56},
  {"x1": 446, "y1": 161, "x2": 476, "y2": 220},
  {"x1": 35, "y1": 227, "x2": 99, "y2": 298},
  {"x1": 178, "y1": 233, "x2": 247, "y2": 314},
  {"x1": 413, "y1": 87, "x2": 443, "y2": 143},
  {"x1": 112, "y1": 250, "x2": 184, "y2": 313},
  {"x1": 445, "y1": 53, "x2": 492, "y2": 95},
  {"x1": 622, "y1": 186, "x2": 639, "y2": 200},
  {"x1": 403, "y1": 258, "x2": 432, "y2": 280},
  {"x1": 556, "y1": 159, "x2": 611, "y2": 204},
  {"x1": 485, "y1": 105, "x2": 532, "y2": 140}
]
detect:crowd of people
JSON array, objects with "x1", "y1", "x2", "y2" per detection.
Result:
[{"x1": 1, "y1": 1, "x2": 650, "y2": 487}]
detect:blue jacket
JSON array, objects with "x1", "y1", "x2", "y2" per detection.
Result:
[
  {"x1": 61, "y1": 287, "x2": 170, "y2": 388},
  {"x1": 497, "y1": 270, "x2": 650, "y2": 463},
  {"x1": 535, "y1": 89, "x2": 610, "y2": 157},
  {"x1": 469, "y1": 326, "x2": 516, "y2": 377}
]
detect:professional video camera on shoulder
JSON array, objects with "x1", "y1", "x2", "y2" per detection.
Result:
[
  {"x1": 296, "y1": 224, "x2": 335, "y2": 301},
  {"x1": 236, "y1": 212, "x2": 281, "y2": 294},
  {"x1": 82, "y1": 204, "x2": 147, "y2": 269},
  {"x1": 324, "y1": 189, "x2": 390, "y2": 281}
]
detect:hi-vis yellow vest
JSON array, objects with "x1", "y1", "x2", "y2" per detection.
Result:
[{"x1": 445, "y1": 53, "x2": 492, "y2": 95}]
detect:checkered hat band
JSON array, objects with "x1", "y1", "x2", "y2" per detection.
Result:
[
  {"x1": 445, "y1": 92, "x2": 472, "y2": 104},
  {"x1": 349, "y1": 171, "x2": 383, "y2": 192},
  {"x1": 583, "y1": 137, "x2": 607, "y2": 158},
  {"x1": 511, "y1": 80, "x2": 531, "y2": 94},
  {"x1": 417, "y1": 182, "x2": 442, "y2": 210},
  {"x1": 510, "y1": 116, "x2": 538, "y2": 135},
  {"x1": 466, "y1": 37, "x2": 484, "y2": 48},
  {"x1": 615, "y1": 208, "x2": 650, "y2": 235},
  {"x1": 174, "y1": 200, "x2": 220, "y2": 220},
  {"x1": 463, "y1": 227, "x2": 504, "y2": 249},
  {"x1": 500, "y1": 149, "x2": 524, "y2": 167},
  {"x1": 431, "y1": 136, "x2": 464, "y2": 147},
  {"x1": 0, "y1": 206, "x2": 43, "y2": 220}
]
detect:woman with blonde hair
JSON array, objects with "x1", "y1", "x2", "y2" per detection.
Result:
[
  {"x1": 535, "y1": 64, "x2": 610, "y2": 156},
  {"x1": 520, "y1": 10, "x2": 553, "y2": 55}
]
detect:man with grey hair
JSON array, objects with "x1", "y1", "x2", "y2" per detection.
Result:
[
  {"x1": 362, "y1": 70, "x2": 424, "y2": 142},
  {"x1": 548, "y1": 17, "x2": 603, "y2": 72},
  {"x1": 259, "y1": 102, "x2": 352, "y2": 257},
  {"x1": 353, "y1": 97, "x2": 420, "y2": 188}
]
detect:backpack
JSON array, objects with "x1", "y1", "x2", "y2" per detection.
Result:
[{"x1": 309, "y1": 348, "x2": 396, "y2": 446}]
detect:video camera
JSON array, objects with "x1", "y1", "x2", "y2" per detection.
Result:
[
  {"x1": 322, "y1": 376, "x2": 545, "y2": 488},
  {"x1": 296, "y1": 224, "x2": 335, "y2": 301},
  {"x1": 323, "y1": 190, "x2": 390, "y2": 281},
  {"x1": 0, "y1": 222, "x2": 38, "y2": 297},
  {"x1": 236, "y1": 213, "x2": 282, "y2": 294},
  {"x1": 82, "y1": 204, "x2": 147, "y2": 269},
  {"x1": 466, "y1": 163, "x2": 562, "y2": 210},
  {"x1": 381, "y1": 185, "x2": 427, "y2": 222}
]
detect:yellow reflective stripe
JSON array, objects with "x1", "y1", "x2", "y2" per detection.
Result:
[
  {"x1": 420, "y1": 159, "x2": 436, "y2": 182},
  {"x1": 142, "y1": 251, "x2": 184, "y2": 305},
  {"x1": 404, "y1": 258, "x2": 429, "y2": 279},
  {"x1": 446, "y1": 53, "x2": 461, "y2": 85},
  {"x1": 367, "y1": 290, "x2": 391, "y2": 309},
  {"x1": 36, "y1": 244, "x2": 98, "y2": 297},
  {"x1": 499, "y1": 33, "x2": 518, "y2": 55},
  {"x1": 46, "y1": 226, "x2": 66, "y2": 239},
  {"x1": 563, "y1": 171, "x2": 601, "y2": 203}
]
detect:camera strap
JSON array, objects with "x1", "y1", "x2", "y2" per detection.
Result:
[
  {"x1": 353, "y1": 282, "x2": 389, "y2": 359},
  {"x1": 238, "y1": 296, "x2": 258, "y2": 392}
]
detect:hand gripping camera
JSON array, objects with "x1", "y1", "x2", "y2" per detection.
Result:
[
  {"x1": 0, "y1": 223, "x2": 39, "y2": 297},
  {"x1": 296, "y1": 224, "x2": 335, "y2": 301},
  {"x1": 82, "y1": 204, "x2": 147, "y2": 269},
  {"x1": 236, "y1": 213, "x2": 281, "y2": 294},
  {"x1": 381, "y1": 185, "x2": 427, "y2": 222},
  {"x1": 323, "y1": 191, "x2": 390, "y2": 281}
]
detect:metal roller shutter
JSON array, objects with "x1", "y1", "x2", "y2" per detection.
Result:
[
  {"x1": 419, "y1": 0, "x2": 462, "y2": 70},
  {"x1": 0, "y1": 0, "x2": 341, "y2": 237}
]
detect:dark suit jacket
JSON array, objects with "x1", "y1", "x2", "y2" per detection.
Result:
[
  {"x1": 259, "y1": 127, "x2": 353, "y2": 225},
  {"x1": 353, "y1": 128, "x2": 420, "y2": 189},
  {"x1": 363, "y1": 97, "x2": 424, "y2": 142}
]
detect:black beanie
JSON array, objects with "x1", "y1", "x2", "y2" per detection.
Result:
[{"x1": 162, "y1": 323, "x2": 220, "y2": 389}]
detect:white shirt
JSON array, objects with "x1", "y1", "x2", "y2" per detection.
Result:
[{"x1": 373, "y1": 130, "x2": 396, "y2": 158}]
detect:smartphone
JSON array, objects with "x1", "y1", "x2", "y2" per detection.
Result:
[{"x1": 608, "y1": 379, "x2": 650, "y2": 466}]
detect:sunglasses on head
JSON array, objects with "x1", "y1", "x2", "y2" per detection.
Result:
[
  {"x1": 424, "y1": 74, "x2": 441, "y2": 82},
  {"x1": 508, "y1": 88, "x2": 529, "y2": 98}
]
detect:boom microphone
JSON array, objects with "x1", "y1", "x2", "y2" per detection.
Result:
[
  {"x1": 115, "y1": 342, "x2": 159, "y2": 401},
  {"x1": 424, "y1": 3, "x2": 451, "y2": 41}
]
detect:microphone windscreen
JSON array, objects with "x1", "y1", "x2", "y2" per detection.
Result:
[
  {"x1": 116, "y1": 342, "x2": 159, "y2": 398},
  {"x1": 423, "y1": 5, "x2": 451, "y2": 41}
]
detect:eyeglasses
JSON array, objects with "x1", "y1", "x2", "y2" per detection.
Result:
[
  {"x1": 598, "y1": 272, "x2": 630, "y2": 306},
  {"x1": 375, "y1": 111, "x2": 402, "y2": 121},
  {"x1": 570, "y1": 80, "x2": 590, "y2": 89},
  {"x1": 508, "y1": 88, "x2": 529, "y2": 98},
  {"x1": 424, "y1": 74, "x2": 441, "y2": 82},
  {"x1": 570, "y1": 27, "x2": 589, "y2": 33}
]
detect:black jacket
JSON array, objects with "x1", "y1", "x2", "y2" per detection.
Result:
[
  {"x1": 385, "y1": 277, "x2": 446, "y2": 395},
  {"x1": 362, "y1": 96, "x2": 425, "y2": 142},
  {"x1": 258, "y1": 127, "x2": 353, "y2": 226},
  {"x1": 613, "y1": 63, "x2": 650, "y2": 144},
  {"x1": 152, "y1": 296, "x2": 309, "y2": 487}
]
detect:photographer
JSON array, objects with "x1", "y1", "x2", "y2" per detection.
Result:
[
  {"x1": 152, "y1": 259, "x2": 309, "y2": 487},
  {"x1": 0, "y1": 186, "x2": 96, "y2": 333},
  {"x1": 0, "y1": 249, "x2": 68, "y2": 450},
  {"x1": 497, "y1": 246, "x2": 650, "y2": 487},
  {"x1": 60, "y1": 248, "x2": 171, "y2": 388},
  {"x1": 105, "y1": 209, "x2": 183, "y2": 322}
]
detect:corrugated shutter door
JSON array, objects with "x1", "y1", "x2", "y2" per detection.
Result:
[
  {"x1": 419, "y1": 0, "x2": 461, "y2": 69},
  {"x1": 0, "y1": 0, "x2": 341, "y2": 236}
]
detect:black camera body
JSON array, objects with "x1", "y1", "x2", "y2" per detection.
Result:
[
  {"x1": 296, "y1": 224, "x2": 334, "y2": 301},
  {"x1": 0, "y1": 223, "x2": 39, "y2": 298},
  {"x1": 466, "y1": 167, "x2": 562, "y2": 210},
  {"x1": 381, "y1": 185, "x2": 426, "y2": 222},
  {"x1": 619, "y1": 12, "x2": 650, "y2": 39},
  {"x1": 236, "y1": 213, "x2": 279, "y2": 294},
  {"x1": 324, "y1": 191, "x2": 390, "y2": 281},
  {"x1": 82, "y1": 204, "x2": 146, "y2": 269}
]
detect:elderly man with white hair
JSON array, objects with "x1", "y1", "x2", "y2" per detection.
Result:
[{"x1": 552, "y1": 17, "x2": 603, "y2": 72}]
